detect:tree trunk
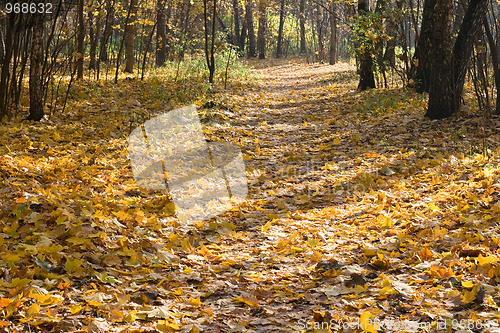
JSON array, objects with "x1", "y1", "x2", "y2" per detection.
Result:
[
  {"x1": 156, "y1": 0, "x2": 167, "y2": 66},
  {"x1": 299, "y1": 0, "x2": 307, "y2": 54},
  {"x1": 125, "y1": 0, "x2": 138, "y2": 73},
  {"x1": 76, "y1": 0, "x2": 84, "y2": 79},
  {"x1": 452, "y1": 0, "x2": 466, "y2": 35},
  {"x1": 357, "y1": 0, "x2": 375, "y2": 90},
  {"x1": 316, "y1": 3, "x2": 325, "y2": 62},
  {"x1": 411, "y1": 0, "x2": 436, "y2": 92},
  {"x1": 203, "y1": 0, "x2": 217, "y2": 84},
  {"x1": 329, "y1": 0, "x2": 337, "y2": 65},
  {"x1": 451, "y1": 0, "x2": 488, "y2": 109},
  {"x1": 99, "y1": 0, "x2": 114, "y2": 62},
  {"x1": 484, "y1": 17, "x2": 500, "y2": 115},
  {"x1": 257, "y1": 0, "x2": 267, "y2": 59},
  {"x1": 88, "y1": 10, "x2": 100, "y2": 70},
  {"x1": 28, "y1": 14, "x2": 44, "y2": 121},
  {"x1": 425, "y1": 0, "x2": 454, "y2": 119},
  {"x1": 233, "y1": 0, "x2": 243, "y2": 53},
  {"x1": 276, "y1": 0, "x2": 286, "y2": 58},
  {"x1": 245, "y1": 0, "x2": 256, "y2": 57},
  {"x1": 0, "y1": 14, "x2": 14, "y2": 119},
  {"x1": 383, "y1": 2, "x2": 397, "y2": 68}
]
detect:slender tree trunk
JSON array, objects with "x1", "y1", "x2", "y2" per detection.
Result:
[
  {"x1": 357, "y1": 0, "x2": 375, "y2": 90},
  {"x1": 276, "y1": 0, "x2": 286, "y2": 58},
  {"x1": 88, "y1": 10, "x2": 100, "y2": 70},
  {"x1": 203, "y1": 0, "x2": 217, "y2": 84},
  {"x1": 0, "y1": 14, "x2": 14, "y2": 118},
  {"x1": 156, "y1": 0, "x2": 167, "y2": 66},
  {"x1": 233, "y1": 0, "x2": 243, "y2": 53},
  {"x1": 99, "y1": 0, "x2": 114, "y2": 63},
  {"x1": 246, "y1": 0, "x2": 256, "y2": 57},
  {"x1": 483, "y1": 16, "x2": 500, "y2": 115},
  {"x1": 125, "y1": 0, "x2": 138, "y2": 73},
  {"x1": 411, "y1": 0, "x2": 436, "y2": 92},
  {"x1": 383, "y1": 1, "x2": 397, "y2": 68},
  {"x1": 451, "y1": 0, "x2": 488, "y2": 109},
  {"x1": 425, "y1": 0, "x2": 454, "y2": 119},
  {"x1": 28, "y1": 14, "x2": 44, "y2": 121},
  {"x1": 299, "y1": 0, "x2": 307, "y2": 54},
  {"x1": 257, "y1": 0, "x2": 267, "y2": 59},
  {"x1": 329, "y1": 0, "x2": 337, "y2": 65},
  {"x1": 76, "y1": 0, "x2": 84, "y2": 79},
  {"x1": 316, "y1": 3, "x2": 324, "y2": 62}
]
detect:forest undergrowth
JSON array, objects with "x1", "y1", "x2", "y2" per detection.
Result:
[{"x1": 0, "y1": 58, "x2": 499, "y2": 332}]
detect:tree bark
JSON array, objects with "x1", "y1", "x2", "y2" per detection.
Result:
[
  {"x1": 125, "y1": 0, "x2": 138, "y2": 73},
  {"x1": 411, "y1": 0, "x2": 436, "y2": 92},
  {"x1": 357, "y1": 0, "x2": 375, "y2": 90},
  {"x1": 451, "y1": 0, "x2": 488, "y2": 109},
  {"x1": 76, "y1": 0, "x2": 84, "y2": 79},
  {"x1": 452, "y1": 0, "x2": 466, "y2": 35},
  {"x1": 28, "y1": 14, "x2": 44, "y2": 121},
  {"x1": 156, "y1": 0, "x2": 167, "y2": 66},
  {"x1": 0, "y1": 14, "x2": 14, "y2": 119},
  {"x1": 276, "y1": 0, "x2": 286, "y2": 58},
  {"x1": 88, "y1": 9, "x2": 100, "y2": 70},
  {"x1": 425, "y1": 0, "x2": 454, "y2": 119},
  {"x1": 483, "y1": 16, "x2": 500, "y2": 115},
  {"x1": 203, "y1": 0, "x2": 217, "y2": 84},
  {"x1": 99, "y1": 0, "x2": 114, "y2": 63},
  {"x1": 233, "y1": 0, "x2": 243, "y2": 53},
  {"x1": 257, "y1": 0, "x2": 267, "y2": 59},
  {"x1": 245, "y1": 0, "x2": 257, "y2": 57},
  {"x1": 299, "y1": 0, "x2": 307, "y2": 55},
  {"x1": 329, "y1": 0, "x2": 337, "y2": 65},
  {"x1": 316, "y1": 3, "x2": 325, "y2": 62}
]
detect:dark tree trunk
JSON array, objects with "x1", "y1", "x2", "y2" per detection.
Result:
[
  {"x1": 425, "y1": 0, "x2": 454, "y2": 119},
  {"x1": 299, "y1": 0, "x2": 307, "y2": 54},
  {"x1": 411, "y1": 0, "x2": 436, "y2": 92},
  {"x1": 316, "y1": 3, "x2": 325, "y2": 62},
  {"x1": 329, "y1": 0, "x2": 337, "y2": 65},
  {"x1": 257, "y1": 1, "x2": 267, "y2": 59},
  {"x1": 246, "y1": 0, "x2": 256, "y2": 57},
  {"x1": 28, "y1": 14, "x2": 44, "y2": 121},
  {"x1": 233, "y1": 0, "x2": 243, "y2": 53},
  {"x1": 99, "y1": 0, "x2": 114, "y2": 62},
  {"x1": 0, "y1": 14, "x2": 14, "y2": 119},
  {"x1": 125, "y1": 0, "x2": 138, "y2": 73},
  {"x1": 383, "y1": 1, "x2": 397, "y2": 68},
  {"x1": 357, "y1": 0, "x2": 375, "y2": 90},
  {"x1": 76, "y1": 0, "x2": 84, "y2": 79},
  {"x1": 203, "y1": 0, "x2": 217, "y2": 84},
  {"x1": 88, "y1": 10, "x2": 100, "y2": 70},
  {"x1": 452, "y1": 0, "x2": 466, "y2": 35},
  {"x1": 483, "y1": 16, "x2": 500, "y2": 115},
  {"x1": 156, "y1": 0, "x2": 167, "y2": 66},
  {"x1": 276, "y1": 0, "x2": 286, "y2": 58},
  {"x1": 451, "y1": 0, "x2": 488, "y2": 109}
]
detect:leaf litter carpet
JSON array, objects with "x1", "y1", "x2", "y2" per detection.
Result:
[{"x1": 0, "y1": 59, "x2": 500, "y2": 332}]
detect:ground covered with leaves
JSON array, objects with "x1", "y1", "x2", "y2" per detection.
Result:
[{"x1": 0, "y1": 59, "x2": 500, "y2": 332}]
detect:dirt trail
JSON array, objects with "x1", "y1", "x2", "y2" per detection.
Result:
[{"x1": 200, "y1": 59, "x2": 500, "y2": 332}]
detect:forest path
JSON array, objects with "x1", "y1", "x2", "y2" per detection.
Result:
[
  {"x1": 200, "y1": 58, "x2": 500, "y2": 332},
  {"x1": 1, "y1": 59, "x2": 499, "y2": 332}
]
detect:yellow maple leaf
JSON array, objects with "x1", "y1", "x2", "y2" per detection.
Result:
[
  {"x1": 186, "y1": 296, "x2": 201, "y2": 307},
  {"x1": 233, "y1": 296, "x2": 259, "y2": 308},
  {"x1": 477, "y1": 254, "x2": 498, "y2": 266},
  {"x1": 461, "y1": 284, "x2": 480, "y2": 304}
]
